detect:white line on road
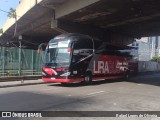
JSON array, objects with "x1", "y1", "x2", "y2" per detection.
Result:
[
  {"x1": 43, "y1": 88, "x2": 59, "y2": 91},
  {"x1": 137, "y1": 84, "x2": 142, "y2": 85},
  {"x1": 87, "y1": 91, "x2": 105, "y2": 96},
  {"x1": 32, "y1": 88, "x2": 60, "y2": 95},
  {"x1": 67, "y1": 95, "x2": 72, "y2": 96},
  {"x1": 66, "y1": 91, "x2": 105, "y2": 98}
]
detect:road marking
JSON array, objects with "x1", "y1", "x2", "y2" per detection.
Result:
[
  {"x1": 87, "y1": 91, "x2": 105, "y2": 96},
  {"x1": 137, "y1": 84, "x2": 142, "y2": 85},
  {"x1": 113, "y1": 103, "x2": 117, "y2": 106},
  {"x1": 43, "y1": 88, "x2": 59, "y2": 91},
  {"x1": 66, "y1": 91, "x2": 105, "y2": 98},
  {"x1": 67, "y1": 95, "x2": 72, "y2": 96},
  {"x1": 31, "y1": 88, "x2": 60, "y2": 95}
]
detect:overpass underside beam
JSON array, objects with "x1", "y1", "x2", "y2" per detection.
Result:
[
  {"x1": 50, "y1": 19, "x2": 134, "y2": 45},
  {"x1": 54, "y1": 20, "x2": 106, "y2": 38},
  {"x1": 55, "y1": 0, "x2": 100, "y2": 19}
]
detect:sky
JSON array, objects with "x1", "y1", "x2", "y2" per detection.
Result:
[{"x1": 0, "y1": 0, "x2": 20, "y2": 28}]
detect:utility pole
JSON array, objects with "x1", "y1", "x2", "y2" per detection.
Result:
[{"x1": 18, "y1": 35, "x2": 22, "y2": 76}]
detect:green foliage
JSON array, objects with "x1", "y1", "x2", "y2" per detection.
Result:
[
  {"x1": 8, "y1": 8, "x2": 16, "y2": 18},
  {"x1": 151, "y1": 56, "x2": 160, "y2": 62},
  {"x1": 7, "y1": 8, "x2": 17, "y2": 36}
]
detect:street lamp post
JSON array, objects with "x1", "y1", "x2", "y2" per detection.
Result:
[{"x1": 18, "y1": 35, "x2": 22, "y2": 77}]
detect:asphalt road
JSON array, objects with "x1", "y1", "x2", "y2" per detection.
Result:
[{"x1": 0, "y1": 73, "x2": 160, "y2": 120}]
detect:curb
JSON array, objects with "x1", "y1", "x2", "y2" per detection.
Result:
[
  {"x1": 0, "y1": 72, "x2": 160, "y2": 88},
  {"x1": 0, "y1": 76, "x2": 42, "y2": 82},
  {"x1": 0, "y1": 82, "x2": 47, "y2": 88},
  {"x1": 137, "y1": 71, "x2": 160, "y2": 76}
]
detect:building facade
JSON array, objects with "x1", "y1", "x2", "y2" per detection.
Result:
[{"x1": 130, "y1": 36, "x2": 160, "y2": 61}]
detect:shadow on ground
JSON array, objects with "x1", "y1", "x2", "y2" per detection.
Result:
[
  {"x1": 48, "y1": 73, "x2": 160, "y2": 87},
  {"x1": 129, "y1": 73, "x2": 160, "y2": 86},
  {"x1": 0, "y1": 91, "x2": 91, "y2": 111},
  {"x1": 48, "y1": 79, "x2": 124, "y2": 87}
]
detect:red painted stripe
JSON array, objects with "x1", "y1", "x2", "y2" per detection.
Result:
[
  {"x1": 93, "y1": 76, "x2": 124, "y2": 81},
  {"x1": 42, "y1": 75, "x2": 124, "y2": 83},
  {"x1": 42, "y1": 78, "x2": 83, "y2": 83}
]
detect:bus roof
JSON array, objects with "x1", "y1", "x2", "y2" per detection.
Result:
[
  {"x1": 99, "y1": 43, "x2": 138, "y2": 50},
  {"x1": 49, "y1": 33, "x2": 102, "y2": 43},
  {"x1": 49, "y1": 33, "x2": 136, "y2": 50}
]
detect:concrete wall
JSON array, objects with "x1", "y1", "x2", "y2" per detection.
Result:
[
  {"x1": 55, "y1": 0, "x2": 100, "y2": 19},
  {"x1": 137, "y1": 41, "x2": 151, "y2": 61},
  {"x1": 138, "y1": 61, "x2": 160, "y2": 72},
  {"x1": 2, "y1": 0, "x2": 43, "y2": 33},
  {"x1": 110, "y1": 34, "x2": 134, "y2": 46}
]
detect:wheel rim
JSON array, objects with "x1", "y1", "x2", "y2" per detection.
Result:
[
  {"x1": 126, "y1": 74, "x2": 129, "y2": 80},
  {"x1": 85, "y1": 76, "x2": 90, "y2": 82}
]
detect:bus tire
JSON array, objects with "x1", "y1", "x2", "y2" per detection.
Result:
[
  {"x1": 84, "y1": 72, "x2": 92, "y2": 84},
  {"x1": 60, "y1": 83, "x2": 68, "y2": 86}
]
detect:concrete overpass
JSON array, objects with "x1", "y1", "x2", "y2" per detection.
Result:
[{"x1": 1, "y1": 0, "x2": 160, "y2": 49}]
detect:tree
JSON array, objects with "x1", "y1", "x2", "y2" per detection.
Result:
[
  {"x1": 8, "y1": 8, "x2": 16, "y2": 18},
  {"x1": 8, "y1": 8, "x2": 17, "y2": 37},
  {"x1": 151, "y1": 56, "x2": 160, "y2": 62},
  {"x1": 0, "y1": 28, "x2": 3, "y2": 34}
]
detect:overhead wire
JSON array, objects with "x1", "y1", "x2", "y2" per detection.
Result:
[
  {"x1": 0, "y1": 6, "x2": 67, "y2": 33},
  {"x1": 0, "y1": 4, "x2": 68, "y2": 48}
]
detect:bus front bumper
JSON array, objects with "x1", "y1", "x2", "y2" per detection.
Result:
[{"x1": 42, "y1": 77, "x2": 83, "y2": 83}]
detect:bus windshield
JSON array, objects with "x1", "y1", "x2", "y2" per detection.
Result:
[{"x1": 44, "y1": 40, "x2": 71, "y2": 66}]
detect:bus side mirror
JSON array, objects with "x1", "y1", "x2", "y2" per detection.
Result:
[
  {"x1": 37, "y1": 43, "x2": 47, "y2": 54},
  {"x1": 37, "y1": 48, "x2": 41, "y2": 54},
  {"x1": 37, "y1": 44, "x2": 42, "y2": 54}
]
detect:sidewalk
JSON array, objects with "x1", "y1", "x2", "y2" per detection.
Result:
[
  {"x1": 0, "y1": 79, "x2": 46, "y2": 88},
  {"x1": 1, "y1": 72, "x2": 159, "y2": 88}
]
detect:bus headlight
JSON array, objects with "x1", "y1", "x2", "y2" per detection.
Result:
[
  {"x1": 60, "y1": 72, "x2": 70, "y2": 77},
  {"x1": 42, "y1": 72, "x2": 46, "y2": 76}
]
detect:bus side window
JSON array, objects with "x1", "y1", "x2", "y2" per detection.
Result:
[
  {"x1": 94, "y1": 42, "x2": 107, "y2": 54},
  {"x1": 71, "y1": 36, "x2": 93, "y2": 63},
  {"x1": 94, "y1": 40, "x2": 103, "y2": 50},
  {"x1": 75, "y1": 37, "x2": 93, "y2": 49}
]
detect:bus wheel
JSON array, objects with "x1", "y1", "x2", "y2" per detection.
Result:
[
  {"x1": 84, "y1": 73, "x2": 92, "y2": 84},
  {"x1": 60, "y1": 83, "x2": 68, "y2": 86}
]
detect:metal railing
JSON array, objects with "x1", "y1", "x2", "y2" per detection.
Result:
[{"x1": 0, "y1": 46, "x2": 43, "y2": 76}]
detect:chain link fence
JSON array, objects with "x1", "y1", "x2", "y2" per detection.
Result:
[{"x1": 0, "y1": 46, "x2": 44, "y2": 76}]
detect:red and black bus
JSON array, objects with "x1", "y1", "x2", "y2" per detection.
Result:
[{"x1": 42, "y1": 33, "x2": 138, "y2": 84}]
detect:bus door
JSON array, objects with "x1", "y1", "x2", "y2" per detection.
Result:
[{"x1": 71, "y1": 36, "x2": 93, "y2": 78}]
